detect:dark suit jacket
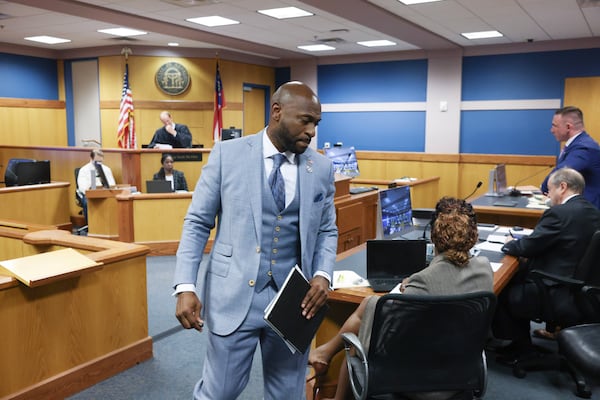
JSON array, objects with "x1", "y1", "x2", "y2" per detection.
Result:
[
  {"x1": 541, "y1": 132, "x2": 600, "y2": 208},
  {"x1": 153, "y1": 168, "x2": 188, "y2": 191},
  {"x1": 149, "y1": 124, "x2": 192, "y2": 148},
  {"x1": 501, "y1": 195, "x2": 600, "y2": 278}
]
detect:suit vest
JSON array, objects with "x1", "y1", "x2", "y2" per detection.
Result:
[{"x1": 255, "y1": 170, "x2": 301, "y2": 292}]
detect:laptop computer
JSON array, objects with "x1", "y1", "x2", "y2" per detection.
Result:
[
  {"x1": 366, "y1": 239, "x2": 428, "y2": 292},
  {"x1": 146, "y1": 180, "x2": 172, "y2": 193}
]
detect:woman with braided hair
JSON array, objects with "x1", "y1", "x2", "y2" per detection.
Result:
[{"x1": 308, "y1": 196, "x2": 494, "y2": 400}]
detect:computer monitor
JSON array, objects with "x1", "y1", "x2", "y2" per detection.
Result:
[
  {"x1": 376, "y1": 185, "x2": 413, "y2": 239},
  {"x1": 94, "y1": 161, "x2": 110, "y2": 188},
  {"x1": 4, "y1": 158, "x2": 35, "y2": 186},
  {"x1": 14, "y1": 160, "x2": 51, "y2": 186},
  {"x1": 222, "y1": 128, "x2": 242, "y2": 141},
  {"x1": 485, "y1": 163, "x2": 508, "y2": 196},
  {"x1": 324, "y1": 146, "x2": 359, "y2": 177}
]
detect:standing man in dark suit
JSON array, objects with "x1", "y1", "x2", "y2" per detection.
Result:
[
  {"x1": 148, "y1": 111, "x2": 192, "y2": 148},
  {"x1": 541, "y1": 106, "x2": 600, "y2": 208},
  {"x1": 173, "y1": 81, "x2": 338, "y2": 399},
  {"x1": 493, "y1": 167, "x2": 600, "y2": 361}
]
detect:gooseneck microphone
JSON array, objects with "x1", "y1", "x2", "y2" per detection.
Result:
[
  {"x1": 508, "y1": 165, "x2": 554, "y2": 197},
  {"x1": 463, "y1": 181, "x2": 483, "y2": 201}
]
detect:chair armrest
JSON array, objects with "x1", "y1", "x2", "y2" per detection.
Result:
[
  {"x1": 341, "y1": 332, "x2": 363, "y2": 352},
  {"x1": 529, "y1": 270, "x2": 585, "y2": 323},
  {"x1": 582, "y1": 285, "x2": 600, "y2": 321},
  {"x1": 341, "y1": 332, "x2": 368, "y2": 400},
  {"x1": 530, "y1": 270, "x2": 585, "y2": 288}
]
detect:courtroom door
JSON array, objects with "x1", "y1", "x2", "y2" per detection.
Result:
[
  {"x1": 564, "y1": 77, "x2": 600, "y2": 144},
  {"x1": 243, "y1": 84, "x2": 270, "y2": 136}
]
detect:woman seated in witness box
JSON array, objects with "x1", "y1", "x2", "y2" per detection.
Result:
[
  {"x1": 153, "y1": 153, "x2": 188, "y2": 192},
  {"x1": 308, "y1": 196, "x2": 494, "y2": 400}
]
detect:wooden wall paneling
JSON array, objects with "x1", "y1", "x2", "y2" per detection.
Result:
[
  {"x1": 97, "y1": 56, "x2": 274, "y2": 148},
  {"x1": 564, "y1": 77, "x2": 600, "y2": 145}
]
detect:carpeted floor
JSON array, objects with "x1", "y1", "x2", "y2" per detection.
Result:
[{"x1": 67, "y1": 255, "x2": 599, "y2": 400}]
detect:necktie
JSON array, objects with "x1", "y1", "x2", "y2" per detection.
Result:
[
  {"x1": 559, "y1": 145, "x2": 567, "y2": 162},
  {"x1": 269, "y1": 154, "x2": 286, "y2": 211}
]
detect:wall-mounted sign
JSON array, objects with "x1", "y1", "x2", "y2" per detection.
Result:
[{"x1": 156, "y1": 62, "x2": 190, "y2": 95}]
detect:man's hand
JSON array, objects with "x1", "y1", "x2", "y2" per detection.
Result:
[
  {"x1": 175, "y1": 292, "x2": 204, "y2": 332},
  {"x1": 301, "y1": 275, "x2": 329, "y2": 319},
  {"x1": 166, "y1": 125, "x2": 177, "y2": 137}
]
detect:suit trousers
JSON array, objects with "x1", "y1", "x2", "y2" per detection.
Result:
[{"x1": 194, "y1": 284, "x2": 309, "y2": 400}]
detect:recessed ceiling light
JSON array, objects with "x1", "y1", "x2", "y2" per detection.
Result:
[
  {"x1": 297, "y1": 44, "x2": 335, "y2": 52},
  {"x1": 258, "y1": 7, "x2": 313, "y2": 19},
  {"x1": 461, "y1": 30, "x2": 503, "y2": 39},
  {"x1": 25, "y1": 35, "x2": 71, "y2": 44},
  {"x1": 357, "y1": 40, "x2": 396, "y2": 47},
  {"x1": 98, "y1": 28, "x2": 147, "y2": 37},
  {"x1": 168, "y1": 42, "x2": 179, "y2": 46},
  {"x1": 398, "y1": 0, "x2": 444, "y2": 4},
  {"x1": 186, "y1": 16, "x2": 240, "y2": 27}
]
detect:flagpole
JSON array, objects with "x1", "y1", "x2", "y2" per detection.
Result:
[
  {"x1": 213, "y1": 55, "x2": 226, "y2": 144},
  {"x1": 117, "y1": 47, "x2": 135, "y2": 149}
]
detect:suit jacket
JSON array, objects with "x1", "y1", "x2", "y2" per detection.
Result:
[
  {"x1": 404, "y1": 255, "x2": 494, "y2": 295},
  {"x1": 149, "y1": 123, "x2": 192, "y2": 148},
  {"x1": 501, "y1": 195, "x2": 600, "y2": 278},
  {"x1": 541, "y1": 132, "x2": 600, "y2": 208},
  {"x1": 174, "y1": 130, "x2": 338, "y2": 335},
  {"x1": 153, "y1": 168, "x2": 188, "y2": 191}
]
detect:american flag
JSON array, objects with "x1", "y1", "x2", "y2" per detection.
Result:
[
  {"x1": 212, "y1": 61, "x2": 226, "y2": 143},
  {"x1": 117, "y1": 63, "x2": 136, "y2": 149}
]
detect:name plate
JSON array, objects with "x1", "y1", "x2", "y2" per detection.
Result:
[{"x1": 171, "y1": 152, "x2": 202, "y2": 162}]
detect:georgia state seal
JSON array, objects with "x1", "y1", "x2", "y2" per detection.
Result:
[{"x1": 156, "y1": 62, "x2": 190, "y2": 95}]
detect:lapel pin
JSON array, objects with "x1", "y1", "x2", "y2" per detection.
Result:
[{"x1": 306, "y1": 158, "x2": 313, "y2": 173}]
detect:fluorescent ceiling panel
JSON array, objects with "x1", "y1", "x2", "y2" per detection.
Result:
[
  {"x1": 25, "y1": 35, "x2": 71, "y2": 44},
  {"x1": 357, "y1": 39, "x2": 397, "y2": 47},
  {"x1": 97, "y1": 27, "x2": 147, "y2": 37},
  {"x1": 186, "y1": 16, "x2": 240, "y2": 27},
  {"x1": 257, "y1": 7, "x2": 313, "y2": 19},
  {"x1": 297, "y1": 44, "x2": 335, "y2": 51},
  {"x1": 461, "y1": 30, "x2": 503, "y2": 39}
]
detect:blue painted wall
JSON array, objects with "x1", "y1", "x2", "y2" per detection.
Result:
[
  {"x1": 6, "y1": 47, "x2": 600, "y2": 156},
  {"x1": 316, "y1": 60, "x2": 428, "y2": 151},
  {"x1": 461, "y1": 48, "x2": 600, "y2": 155},
  {"x1": 0, "y1": 53, "x2": 58, "y2": 99}
]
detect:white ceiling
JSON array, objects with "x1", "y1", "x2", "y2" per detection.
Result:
[{"x1": 1, "y1": 0, "x2": 600, "y2": 63}]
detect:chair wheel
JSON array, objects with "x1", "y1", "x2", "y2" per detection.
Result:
[{"x1": 512, "y1": 366, "x2": 527, "y2": 379}]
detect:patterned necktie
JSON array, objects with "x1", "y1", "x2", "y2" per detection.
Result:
[
  {"x1": 269, "y1": 154, "x2": 286, "y2": 211},
  {"x1": 559, "y1": 145, "x2": 567, "y2": 162}
]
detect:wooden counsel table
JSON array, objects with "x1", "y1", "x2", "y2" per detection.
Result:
[
  {"x1": 470, "y1": 193, "x2": 545, "y2": 229},
  {"x1": 0, "y1": 181, "x2": 71, "y2": 230},
  {"x1": 351, "y1": 176, "x2": 440, "y2": 208},
  {"x1": 312, "y1": 243, "x2": 519, "y2": 398}
]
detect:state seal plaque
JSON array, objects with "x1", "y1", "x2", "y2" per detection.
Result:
[{"x1": 156, "y1": 62, "x2": 190, "y2": 95}]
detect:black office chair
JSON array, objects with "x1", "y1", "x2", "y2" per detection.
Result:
[
  {"x1": 511, "y1": 230, "x2": 600, "y2": 397},
  {"x1": 554, "y1": 285, "x2": 600, "y2": 399},
  {"x1": 3, "y1": 158, "x2": 35, "y2": 186},
  {"x1": 74, "y1": 167, "x2": 87, "y2": 234},
  {"x1": 341, "y1": 291, "x2": 497, "y2": 400}
]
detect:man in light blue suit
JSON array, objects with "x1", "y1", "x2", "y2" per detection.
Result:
[{"x1": 174, "y1": 81, "x2": 338, "y2": 399}]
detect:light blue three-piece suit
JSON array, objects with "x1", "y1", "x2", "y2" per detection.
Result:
[{"x1": 174, "y1": 130, "x2": 338, "y2": 399}]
